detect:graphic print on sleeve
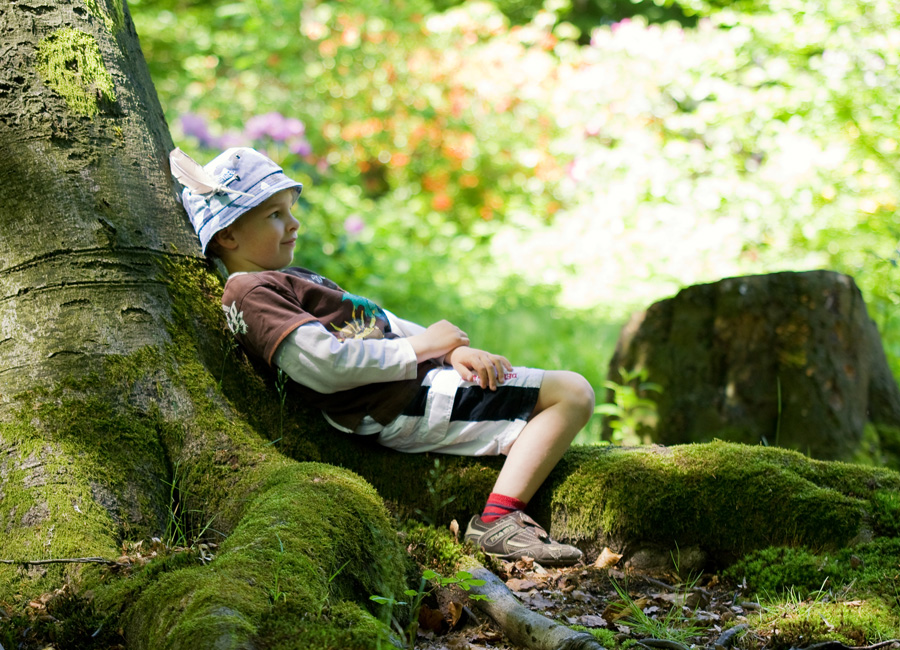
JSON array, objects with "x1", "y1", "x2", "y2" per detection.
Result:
[{"x1": 331, "y1": 293, "x2": 390, "y2": 342}]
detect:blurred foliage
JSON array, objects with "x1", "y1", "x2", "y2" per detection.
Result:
[{"x1": 132, "y1": 0, "x2": 900, "y2": 441}]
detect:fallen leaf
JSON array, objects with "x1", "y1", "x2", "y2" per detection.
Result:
[
  {"x1": 594, "y1": 547, "x2": 623, "y2": 569},
  {"x1": 506, "y1": 578, "x2": 538, "y2": 592},
  {"x1": 522, "y1": 591, "x2": 555, "y2": 610},
  {"x1": 573, "y1": 614, "x2": 607, "y2": 627},
  {"x1": 447, "y1": 600, "x2": 464, "y2": 627},
  {"x1": 604, "y1": 596, "x2": 651, "y2": 621},
  {"x1": 418, "y1": 604, "x2": 445, "y2": 633},
  {"x1": 470, "y1": 627, "x2": 503, "y2": 643},
  {"x1": 570, "y1": 589, "x2": 593, "y2": 603}
]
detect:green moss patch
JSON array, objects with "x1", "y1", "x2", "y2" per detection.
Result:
[
  {"x1": 83, "y1": 0, "x2": 124, "y2": 32},
  {"x1": 725, "y1": 538, "x2": 900, "y2": 597},
  {"x1": 36, "y1": 28, "x2": 116, "y2": 117},
  {"x1": 256, "y1": 599, "x2": 394, "y2": 650},
  {"x1": 549, "y1": 442, "x2": 900, "y2": 562},
  {"x1": 747, "y1": 592, "x2": 900, "y2": 649},
  {"x1": 117, "y1": 463, "x2": 406, "y2": 649}
]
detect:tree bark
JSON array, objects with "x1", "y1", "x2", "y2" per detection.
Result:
[{"x1": 0, "y1": 2, "x2": 407, "y2": 648}]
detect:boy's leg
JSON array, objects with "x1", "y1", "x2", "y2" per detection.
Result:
[
  {"x1": 491, "y1": 370, "x2": 595, "y2": 502},
  {"x1": 465, "y1": 371, "x2": 594, "y2": 565}
]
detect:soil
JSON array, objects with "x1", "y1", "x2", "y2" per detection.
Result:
[{"x1": 413, "y1": 553, "x2": 899, "y2": 650}]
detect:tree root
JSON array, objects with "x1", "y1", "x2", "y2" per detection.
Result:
[
  {"x1": 0, "y1": 557, "x2": 125, "y2": 567},
  {"x1": 459, "y1": 557, "x2": 605, "y2": 650}
]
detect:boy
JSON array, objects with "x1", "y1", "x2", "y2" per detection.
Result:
[{"x1": 172, "y1": 146, "x2": 595, "y2": 566}]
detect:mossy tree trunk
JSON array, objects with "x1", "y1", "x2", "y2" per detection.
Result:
[{"x1": 0, "y1": 2, "x2": 407, "y2": 648}]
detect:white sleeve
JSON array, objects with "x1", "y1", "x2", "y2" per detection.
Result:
[
  {"x1": 273, "y1": 321, "x2": 418, "y2": 394},
  {"x1": 384, "y1": 309, "x2": 426, "y2": 338}
]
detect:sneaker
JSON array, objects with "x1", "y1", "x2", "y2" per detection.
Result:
[{"x1": 464, "y1": 511, "x2": 583, "y2": 567}]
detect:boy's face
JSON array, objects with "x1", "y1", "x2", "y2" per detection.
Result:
[{"x1": 215, "y1": 189, "x2": 299, "y2": 272}]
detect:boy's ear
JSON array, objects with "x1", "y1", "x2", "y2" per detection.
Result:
[{"x1": 213, "y1": 227, "x2": 239, "y2": 251}]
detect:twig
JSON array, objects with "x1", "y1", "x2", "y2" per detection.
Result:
[
  {"x1": 0, "y1": 557, "x2": 126, "y2": 567},
  {"x1": 714, "y1": 624, "x2": 748, "y2": 649},
  {"x1": 639, "y1": 639, "x2": 691, "y2": 650},
  {"x1": 644, "y1": 576, "x2": 678, "y2": 592},
  {"x1": 793, "y1": 641, "x2": 900, "y2": 650}
]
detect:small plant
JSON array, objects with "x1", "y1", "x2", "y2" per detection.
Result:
[
  {"x1": 162, "y1": 462, "x2": 219, "y2": 549},
  {"x1": 266, "y1": 532, "x2": 289, "y2": 605},
  {"x1": 275, "y1": 367, "x2": 288, "y2": 443},
  {"x1": 595, "y1": 367, "x2": 662, "y2": 444},
  {"x1": 371, "y1": 569, "x2": 488, "y2": 650},
  {"x1": 219, "y1": 301, "x2": 247, "y2": 387},
  {"x1": 316, "y1": 559, "x2": 351, "y2": 619},
  {"x1": 414, "y1": 458, "x2": 457, "y2": 526},
  {"x1": 611, "y1": 578, "x2": 705, "y2": 644}
]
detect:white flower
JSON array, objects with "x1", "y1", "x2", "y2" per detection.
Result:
[{"x1": 223, "y1": 301, "x2": 247, "y2": 335}]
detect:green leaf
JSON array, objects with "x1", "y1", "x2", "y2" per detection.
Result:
[{"x1": 422, "y1": 569, "x2": 439, "y2": 580}]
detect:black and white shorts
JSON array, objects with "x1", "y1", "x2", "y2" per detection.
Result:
[{"x1": 372, "y1": 366, "x2": 544, "y2": 456}]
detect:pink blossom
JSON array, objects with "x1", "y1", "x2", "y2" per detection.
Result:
[
  {"x1": 344, "y1": 215, "x2": 365, "y2": 235},
  {"x1": 180, "y1": 113, "x2": 214, "y2": 147}
]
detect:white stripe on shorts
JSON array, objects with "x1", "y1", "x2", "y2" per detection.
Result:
[{"x1": 372, "y1": 366, "x2": 544, "y2": 456}]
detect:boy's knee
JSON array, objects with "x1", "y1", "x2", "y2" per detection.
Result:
[{"x1": 558, "y1": 371, "x2": 595, "y2": 423}]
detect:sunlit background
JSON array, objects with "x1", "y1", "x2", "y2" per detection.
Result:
[{"x1": 132, "y1": 0, "x2": 900, "y2": 442}]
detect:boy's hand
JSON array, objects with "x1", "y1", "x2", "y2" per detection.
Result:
[
  {"x1": 446, "y1": 346, "x2": 513, "y2": 391},
  {"x1": 409, "y1": 320, "x2": 470, "y2": 361}
]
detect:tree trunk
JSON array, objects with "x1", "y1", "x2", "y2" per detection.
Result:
[{"x1": 0, "y1": 2, "x2": 407, "y2": 648}]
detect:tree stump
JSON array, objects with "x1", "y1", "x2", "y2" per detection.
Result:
[{"x1": 606, "y1": 270, "x2": 900, "y2": 465}]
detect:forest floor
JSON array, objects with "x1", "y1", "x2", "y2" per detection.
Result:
[
  {"x1": 414, "y1": 551, "x2": 900, "y2": 650},
  {"x1": 3, "y1": 542, "x2": 899, "y2": 650}
]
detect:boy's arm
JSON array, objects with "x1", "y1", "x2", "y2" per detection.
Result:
[
  {"x1": 273, "y1": 319, "x2": 469, "y2": 394},
  {"x1": 274, "y1": 322, "x2": 418, "y2": 394},
  {"x1": 445, "y1": 345, "x2": 513, "y2": 391}
]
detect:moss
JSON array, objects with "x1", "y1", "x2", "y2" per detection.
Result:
[
  {"x1": 745, "y1": 594, "x2": 900, "y2": 650},
  {"x1": 83, "y1": 0, "x2": 125, "y2": 32},
  {"x1": 725, "y1": 538, "x2": 900, "y2": 598},
  {"x1": 118, "y1": 463, "x2": 405, "y2": 649},
  {"x1": 570, "y1": 626, "x2": 619, "y2": 648},
  {"x1": 36, "y1": 28, "x2": 116, "y2": 117},
  {"x1": 256, "y1": 599, "x2": 394, "y2": 650},
  {"x1": 870, "y1": 490, "x2": 900, "y2": 536},
  {"x1": 0, "y1": 390, "x2": 168, "y2": 601},
  {"x1": 546, "y1": 442, "x2": 900, "y2": 563},
  {"x1": 403, "y1": 522, "x2": 487, "y2": 575},
  {"x1": 0, "y1": 587, "x2": 127, "y2": 649}
]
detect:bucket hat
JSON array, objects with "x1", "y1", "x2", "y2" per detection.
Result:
[{"x1": 173, "y1": 147, "x2": 303, "y2": 254}]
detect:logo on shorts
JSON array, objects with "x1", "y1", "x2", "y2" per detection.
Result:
[{"x1": 504, "y1": 373, "x2": 517, "y2": 381}]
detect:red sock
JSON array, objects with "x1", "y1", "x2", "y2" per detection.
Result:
[{"x1": 480, "y1": 493, "x2": 527, "y2": 523}]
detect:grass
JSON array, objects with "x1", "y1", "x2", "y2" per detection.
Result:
[
  {"x1": 611, "y1": 578, "x2": 706, "y2": 644},
  {"x1": 162, "y1": 462, "x2": 221, "y2": 549},
  {"x1": 747, "y1": 583, "x2": 900, "y2": 649}
]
